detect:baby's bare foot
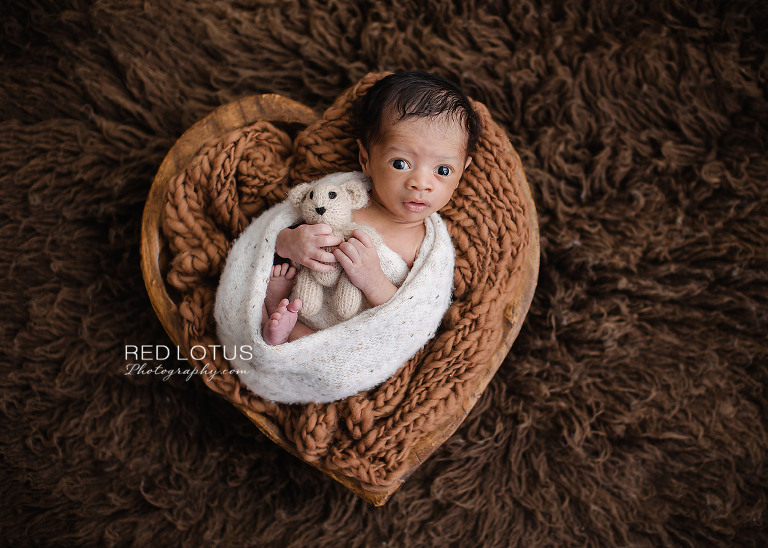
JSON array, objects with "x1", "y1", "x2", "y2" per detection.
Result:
[
  {"x1": 263, "y1": 298, "x2": 301, "y2": 346},
  {"x1": 265, "y1": 263, "x2": 297, "y2": 316}
]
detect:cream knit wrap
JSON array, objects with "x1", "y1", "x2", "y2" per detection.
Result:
[{"x1": 214, "y1": 199, "x2": 455, "y2": 404}]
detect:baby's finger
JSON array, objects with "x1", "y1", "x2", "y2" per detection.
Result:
[
  {"x1": 347, "y1": 238, "x2": 373, "y2": 257},
  {"x1": 306, "y1": 258, "x2": 338, "y2": 272},
  {"x1": 317, "y1": 234, "x2": 343, "y2": 247},
  {"x1": 311, "y1": 248, "x2": 338, "y2": 264},
  {"x1": 350, "y1": 229, "x2": 375, "y2": 247},
  {"x1": 309, "y1": 223, "x2": 334, "y2": 235},
  {"x1": 333, "y1": 247, "x2": 353, "y2": 268},
  {"x1": 336, "y1": 241, "x2": 359, "y2": 261}
]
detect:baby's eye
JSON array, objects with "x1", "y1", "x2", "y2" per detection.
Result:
[
  {"x1": 328, "y1": 191, "x2": 337, "y2": 199},
  {"x1": 435, "y1": 165, "x2": 452, "y2": 177},
  {"x1": 391, "y1": 159, "x2": 410, "y2": 170},
  {"x1": 309, "y1": 191, "x2": 314, "y2": 199}
]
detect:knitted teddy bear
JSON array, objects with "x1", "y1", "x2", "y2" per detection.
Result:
[{"x1": 287, "y1": 171, "x2": 380, "y2": 321}]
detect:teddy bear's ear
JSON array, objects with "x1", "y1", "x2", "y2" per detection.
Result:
[
  {"x1": 343, "y1": 173, "x2": 370, "y2": 210},
  {"x1": 287, "y1": 183, "x2": 312, "y2": 207}
]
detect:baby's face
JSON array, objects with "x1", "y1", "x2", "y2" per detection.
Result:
[{"x1": 357, "y1": 112, "x2": 471, "y2": 225}]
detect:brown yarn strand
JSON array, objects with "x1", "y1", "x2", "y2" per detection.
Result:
[{"x1": 160, "y1": 74, "x2": 529, "y2": 488}]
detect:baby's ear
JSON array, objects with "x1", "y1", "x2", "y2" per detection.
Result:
[
  {"x1": 342, "y1": 173, "x2": 370, "y2": 210},
  {"x1": 288, "y1": 182, "x2": 312, "y2": 207},
  {"x1": 357, "y1": 140, "x2": 371, "y2": 177}
]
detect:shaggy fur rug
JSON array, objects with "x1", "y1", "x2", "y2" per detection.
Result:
[{"x1": 2, "y1": 1, "x2": 766, "y2": 546}]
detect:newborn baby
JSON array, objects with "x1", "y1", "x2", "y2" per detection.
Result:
[{"x1": 262, "y1": 70, "x2": 481, "y2": 345}]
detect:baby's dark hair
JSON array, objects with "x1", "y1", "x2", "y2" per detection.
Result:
[{"x1": 351, "y1": 71, "x2": 482, "y2": 156}]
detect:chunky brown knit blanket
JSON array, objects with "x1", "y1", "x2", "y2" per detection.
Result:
[{"x1": 2, "y1": 1, "x2": 767, "y2": 546}]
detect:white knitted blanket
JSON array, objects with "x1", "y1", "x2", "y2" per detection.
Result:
[{"x1": 214, "y1": 200, "x2": 455, "y2": 404}]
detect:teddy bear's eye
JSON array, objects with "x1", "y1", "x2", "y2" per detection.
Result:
[
  {"x1": 328, "y1": 191, "x2": 337, "y2": 199},
  {"x1": 309, "y1": 191, "x2": 314, "y2": 199}
]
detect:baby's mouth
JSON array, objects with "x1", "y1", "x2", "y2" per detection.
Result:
[{"x1": 403, "y1": 199, "x2": 429, "y2": 212}]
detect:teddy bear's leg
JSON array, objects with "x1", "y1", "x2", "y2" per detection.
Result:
[
  {"x1": 334, "y1": 274, "x2": 364, "y2": 320},
  {"x1": 291, "y1": 270, "x2": 323, "y2": 317}
]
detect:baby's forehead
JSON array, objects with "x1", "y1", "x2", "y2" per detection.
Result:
[{"x1": 374, "y1": 111, "x2": 470, "y2": 154}]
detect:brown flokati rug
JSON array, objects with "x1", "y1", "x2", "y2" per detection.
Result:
[
  {"x1": 161, "y1": 72, "x2": 529, "y2": 487},
  {"x1": 2, "y1": 1, "x2": 767, "y2": 546}
]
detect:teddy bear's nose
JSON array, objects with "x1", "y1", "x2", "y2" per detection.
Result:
[{"x1": 315, "y1": 207, "x2": 326, "y2": 215}]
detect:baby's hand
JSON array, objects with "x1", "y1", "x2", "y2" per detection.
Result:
[
  {"x1": 334, "y1": 229, "x2": 397, "y2": 306},
  {"x1": 275, "y1": 224, "x2": 343, "y2": 272}
]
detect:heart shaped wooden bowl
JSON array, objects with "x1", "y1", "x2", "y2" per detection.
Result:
[{"x1": 141, "y1": 93, "x2": 539, "y2": 506}]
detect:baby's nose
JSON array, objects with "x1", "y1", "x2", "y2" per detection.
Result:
[
  {"x1": 408, "y1": 173, "x2": 432, "y2": 191},
  {"x1": 315, "y1": 206, "x2": 326, "y2": 215}
]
